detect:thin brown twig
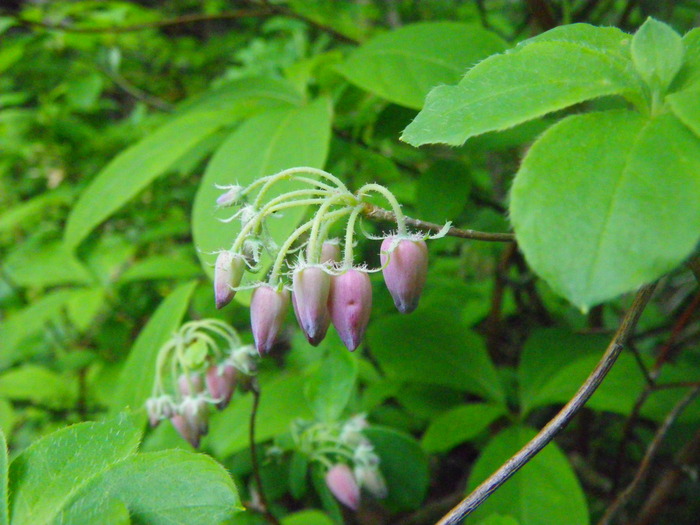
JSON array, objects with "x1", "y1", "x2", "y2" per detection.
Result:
[
  {"x1": 362, "y1": 203, "x2": 516, "y2": 243},
  {"x1": 249, "y1": 380, "x2": 280, "y2": 525},
  {"x1": 437, "y1": 283, "x2": 657, "y2": 525},
  {"x1": 598, "y1": 386, "x2": 700, "y2": 525}
]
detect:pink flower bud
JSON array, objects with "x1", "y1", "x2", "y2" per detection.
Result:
[
  {"x1": 325, "y1": 464, "x2": 360, "y2": 510},
  {"x1": 250, "y1": 285, "x2": 290, "y2": 355},
  {"x1": 380, "y1": 237, "x2": 428, "y2": 314},
  {"x1": 216, "y1": 185, "x2": 243, "y2": 207},
  {"x1": 321, "y1": 241, "x2": 341, "y2": 264},
  {"x1": 206, "y1": 364, "x2": 237, "y2": 409},
  {"x1": 329, "y1": 269, "x2": 372, "y2": 351},
  {"x1": 171, "y1": 397, "x2": 209, "y2": 448},
  {"x1": 178, "y1": 373, "x2": 203, "y2": 397},
  {"x1": 214, "y1": 250, "x2": 245, "y2": 309},
  {"x1": 292, "y1": 266, "x2": 331, "y2": 346}
]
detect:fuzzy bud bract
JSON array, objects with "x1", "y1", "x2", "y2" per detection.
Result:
[
  {"x1": 325, "y1": 463, "x2": 360, "y2": 510},
  {"x1": 380, "y1": 237, "x2": 428, "y2": 314},
  {"x1": 214, "y1": 250, "x2": 245, "y2": 309},
  {"x1": 292, "y1": 266, "x2": 331, "y2": 346},
  {"x1": 250, "y1": 285, "x2": 290, "y2": 355},
  {"x1": 329, "y1": 269, "x2": 372, "y2": 351}
]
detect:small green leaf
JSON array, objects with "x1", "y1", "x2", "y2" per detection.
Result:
[
  {"x1": 402, "y1": 27, "x2": 641, "y2": 146},
  {"x1": 191, "y1": 98, "x2": 332, "y2": 306},
  {"x1": 119, "y1": 253, "x2": 201, "y2": 283},
  {"x1": 672, "y1": 28, "x2": 700, "y2": 91},
  {"x1": 367, "y1": 309, "x2": 506, "y2": 405},
  {"x1": 305, "y1": 345, "x2": 358, "y2": 422},
  {"x1": 510, "y1": 110, "x2": 700, "y2": 310},
  {"x1": 421, "y1": 403, "x2": 505, "y2": 453},
  {"x1": 0, "y1": 429, "x2": 7, "y2": 525},
  {"x1": 282, "y1": 510, "x2": 334, "y2": 525},
  {"x1": 364, "y1": 426, "x2": 429, "y2": 512},
  {"x1": 668, "y1": 88, "x2": 700, "y2": 137},
  {"x1": 631, "y1": 17, "x2": 684, "y2": 94},
  {"x1": 467, "y1": 425, "x2": 589, "y2": 525},
  {"x1": 0, "y1": 365, "x2": 78, "y2": 409},
  {"x1": 111, "y1": 281, "x2": 197, "y2": 412},
  {"x1": 56, "y1": 450, "x2": 241, "y2": 524},
  {"x1": 310, "y1": 463, "x2": 343, "y2": 524},
  {"x1": 8, "y1": 412, "x2": 142, "y2": 525},
  {"x1": 288, "y1": 452, "x2": 309, "y2": 500},
  {"x1": 3, "y1": 239, "x2": 94, "y2": 288},
  {"x1": 336, "y1": 22, "x2": 506, "y2": 109}
]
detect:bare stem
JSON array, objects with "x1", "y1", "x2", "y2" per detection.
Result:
[
  {"x1": 437, "y1": 283, "x2": 657, "y2": 525},
  {"x1": 362, "y1": 203, "x2": 515, "y2": 243}
]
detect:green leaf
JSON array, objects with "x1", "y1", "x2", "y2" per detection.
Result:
[
  {"x1": 0, "y1": 187, "x2": 73, "y2": 234},
  {"x1": 66, "y1": 287, "x2": 105, "y2": 332},
  {"x1": 523, "y1": 23, "x2": 632, "y2": 62},
  {"x1": 421, "y1": 403, "x2": 505, "y2": 453},
  {"x1": 510, "y1": 110, "x2": 700, "y2": 310},
  {"x1": 631, "y1": 17, "x2": 684, "y2": 94},
  {"x1": 672, "y1": 28, "x2": 700, "y2": 91},
  {"x1": 0, "y1": 365, "x2": 78, "y2": 409},
  {"x1": 119, "y1": 253, "x2": 201, "y2": 283},
  {"x1": 191, "y1": 97, "x2": 332, "y2": 306},
  {"x1": 414, "y1": 160, "x2": 471, "y2": 223},
  {"x1": 56, "y1": 450, "x2": 241, "y2": 524},
  {"x1": 518, "y1": 329, "x2": 609, "y2": 415},
  {"x1": 364, "y1": 426, "x2": 429, "y2": 512},
  {"x1": 111, "y1": 281, "x2": 197, "y2": 412},
  {"x1": 336, "y1": 22, "x2": 506, "y2": 109},
  {"x1": 65, "y1": 112, "x2": 230, "y2": 249},
  {"x1": 282, "y1": 510, "x2": 334, "y2": 525},
  {"x1": 208, "y1": 373, "x2": 314, "y2": 457},
  {"x1": 288, "y1": 452, "x2": 309, "y2": 500},
  {"x1": 467, "y1": 425, "x2": 589, "y2": 525},
  {"x1": 8, "y1": 413, "x2": 143, "y2": 525},
  {"x1": 310, "y1": 463, "x2": 343, "y2": 524},
  {"x1": 0, "y1": 428, "x2": 7, "y2": 525},
  {"x1": 402, "y1": 29, "x2": 641, "y2": 146},
  {"x1": 3, "y1": 239, "x2": 94, "y2": 288},
  {"x1": 367, "y1": 309, "x2": 506, "y2": 405},
  {"x1": 305, "y1": 345, "x2": 358, "y2": 422},
  {"x1": 477, "y1": 515, "x2": 520, "y2": 525},
  {"x1": 668, "y1": 88, "x2": 700, "y2": 137}
]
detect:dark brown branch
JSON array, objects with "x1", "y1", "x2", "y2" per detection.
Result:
[
  {"x1": 362, "y1": 203, "x2": 516, "y2": 243},
  {"x1": 598, "y1": 386, "x2": 700, "y2": 525},
  {"x1": 437, "y1": 283, "x2": 657, "y2": 525}
]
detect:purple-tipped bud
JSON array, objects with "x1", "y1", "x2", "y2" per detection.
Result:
[
  {"x1": 329, "y1": 269, "x2": 372, "y2": 351},
  {"x1": 326, "y1": 464, "x2": 360, "y2": 510},
  {"x1": 250, "y1": 285, "x2": 290, "y2": 355},
  {"x1": 321, "y1": 241, "x2": 341, "y2": 264},
  {"x1": 380, "y1": 238, "x2": 428, "y2": 314},
  {"x1": 292, "y1": 266, "x2": 331, "y2": 346},
  {"x1": 178, "y1": 373, "x2": 203, "y2": 397},
  {"x1": 206, "y1": 364, "x2": 237, "y2": 409},
  {"x1": 171, "y1": 397, "x2": 209, "y2": 448},
  {"x1": 216, "y1": 185, "x2": 243, "y2": 207},
  {"x1": 214, "y1": 250, "x2": 245, "y2": 309}
]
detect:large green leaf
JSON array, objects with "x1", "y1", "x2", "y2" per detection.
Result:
[
  {"x1": 8, "y1": 413, "x2": 142, "y2": 525},
  {"x1": 510, "y1": 110, "x2": 700, "y2": 310},
  {"x1": 55, "y1": 450, "x2": 241, "y2": 524},
  {"x1": 191, "y1": 97, "x2": 332, "y2": 306},
  {"x1": 421, "y1": 403, "x2": 505, "y2": 453},
  {"x1": 367, "y1": 308, "x2": 506, "y2": 405},
  {"x1": 336, "y1": 22, "x2": 506, "y2": 109},
  {"x1": 518, "y1": 329, "x2": 608, "y2": 415},
  {"x1": 467, "y1": 425, "x2": 589, "y2": 525},
  {"x1": 111, "y1": 280, "x2": 197, "y2": 412},
  {"x1": 402, "y1": 25, "x2": 642, "y2": 146},
  {"x1": 64, "y1": 78, "x2": 302, "y2": 249},
  {"x1": 364, "y1": 426, "x2": 429, "y2": 512},
  {"x1": 668, "y1": 88, "x2": 700, "y2": 137}
]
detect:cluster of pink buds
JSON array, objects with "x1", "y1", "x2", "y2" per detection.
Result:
[
  {"x1": 271, "y1": 414, "x2": 387, "y2": 510},
  {"x1": 145, "y1": 319, "x2": 258, "y2": 447},
  {"x1": 212, "y1": 167, "x2": 449, "y2": 354}
]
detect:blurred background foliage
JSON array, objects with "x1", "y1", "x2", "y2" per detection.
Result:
[{"x1": 1, "y1": 1, "x2": 700, "y2": 524}]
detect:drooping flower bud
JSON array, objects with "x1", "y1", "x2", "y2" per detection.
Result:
[
  {"x1": 206, "y1": 364, "x2": 237, "y2": 409},
  {"x1": 171, "y1": 396, "x2": 209, "y2": 448},
  {"x1": 250, "y1": 285, "x2": 290, "y2": 355},
  {"x1": 214, "y1": 250, "x2": 245, "y2": 309},
  {"x1": 292, "y1": 266, "x2": 331, "y2": 346},
  {"x1": 215, "y1": 184, "x2": 244, "y2": 207},
  {"x1": 379, "y1": 237, "x2": 428, "y2": 314},
  {"x1": 178, "y1": 372, "x2": 203, "y2": 397},
  {"x1": 146, "y1": 395, "x2": 175, "y2": 427},
  {"x1": 325, "y1": 464, "x2": 360, "y2": 510},
  {"x1": 321, "y1": 241, "x2": 341, "y2": 264},
  {"x1": 329, "y1": 269, "x2": 372, "y2": 351}
]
